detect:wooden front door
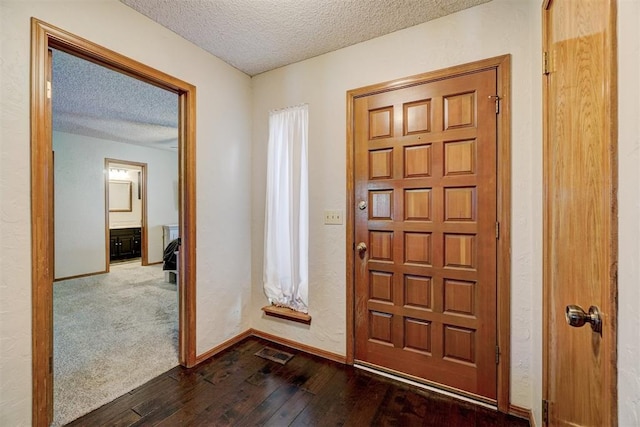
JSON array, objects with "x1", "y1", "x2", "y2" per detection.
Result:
[
  {"x1": 543, "y1": 0, "x2": 617, "y2": 425},
  {"x1": 353, "y1": 68, "x2": 499, "y2": 400}
]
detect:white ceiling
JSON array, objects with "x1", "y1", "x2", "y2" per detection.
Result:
[{"x1": 53, "y1": 0, "x2": 491, "y2": 150}]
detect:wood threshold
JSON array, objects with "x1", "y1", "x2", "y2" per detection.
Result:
[
  {"x1": 355, "y1": 360, "x2": 496, "y2": 406},
  {"x1": 261, "y1": 305, "x2": 311, "y2": 325}
]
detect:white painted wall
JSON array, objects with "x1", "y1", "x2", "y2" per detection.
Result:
[
  {"x1": 250, "y1": 0, "x2": 540, "y2": 415},
  {"x1": 0, "y1": 1, "x2": 252, "y2": 425},
  {"x1": 617, "y1": 1, "x2": 640, "y2": 425},
  {"x1": 53, "y1": 132, "x2": 178, "y2": 279}
]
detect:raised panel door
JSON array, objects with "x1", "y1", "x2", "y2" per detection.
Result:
[{"x1": 354, "y1": 69, "x2": 498, "y2": 399}]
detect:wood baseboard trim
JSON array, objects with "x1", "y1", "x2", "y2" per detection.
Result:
[
  {"x1": 194, "y1": 329, "x2": 253, "y2": 365},
  {"x1": 193, "y1": 329, "x2": 346, "y2": 367},
  {"x1": 509, "y1": 404, "x2": 534, "y2": 424},
  {"x1": 53, "y1": 270, "x2": 107, "y2": 282},
  {"x1": 147, "y1": 261, "x2": 163, "y2": 266},
  {"x1": 250, "y1": 328, "x2": 346, "y2": 364},
  {"x1": 261, "y1": 305, "x2": 312, "y2": 324}
]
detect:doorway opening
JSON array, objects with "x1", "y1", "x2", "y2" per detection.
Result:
[
  {"x1": 31, "y1": 18, "x2": 197, "y2": 426},
  {"x1": 105, "y1": 159, "x2": 147, "y2": 268}
]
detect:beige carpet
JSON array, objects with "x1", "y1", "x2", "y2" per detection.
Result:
[{"x1": 53, "y1": 263, "x2": 178, "y2": 426}]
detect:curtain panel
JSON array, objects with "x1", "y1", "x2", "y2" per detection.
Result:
[{"x1": 263, "y1": 104, "x2": 309, "y2": 313}]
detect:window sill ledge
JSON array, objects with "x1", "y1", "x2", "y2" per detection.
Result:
[{"x1": 261, "y1": 305, "x2": 312, "y2": 325}]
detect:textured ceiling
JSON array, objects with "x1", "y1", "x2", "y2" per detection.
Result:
[
  {"x1": 52, "y1": 49, "x2": 179, "y2": 151},
  {"x1": 54, "y1": 0, "x2": 491, "y2": 149},
  {"x1": 120, "y1": 0, "x2": 491, "y2": 76}
]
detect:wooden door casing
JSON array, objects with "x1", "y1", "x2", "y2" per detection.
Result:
[
  {"x1": 31, "y1": 18, "x2": 198, "y2": 426},
  {"x1": 353, "y1": 68, "x2": 498, "y2": 400},
  {"x1": 543, "y1": 0, "x2": 618, "y2": 425}
]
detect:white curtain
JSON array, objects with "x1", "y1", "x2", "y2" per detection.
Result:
[{"x1": 263, "y1": 104, "x2": 309, "y2": 313}]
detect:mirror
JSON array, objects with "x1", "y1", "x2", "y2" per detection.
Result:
[{"x1": 109, "y1": 180, "x2": 132, "y2": 212}]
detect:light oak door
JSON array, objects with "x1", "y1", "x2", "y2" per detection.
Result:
[
  {"x1": 543, "y1": 0, "x2": 617, "y2": 425},
  {"x1": 354, "y1": 69, "x2": 498, "y2": 400}
]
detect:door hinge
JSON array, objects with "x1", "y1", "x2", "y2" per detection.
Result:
[
  {"x1": 46, "y1": 81, "x2": 52, "y2": 99},
  {"x1": 542, "y1": 399, "x2": 549, "y2": 424},
  {"x1": 488, "y1": 95, "x2": 500, "y2": 114},
  {"x1": 543, "y1": 51, "x2": 550, "y2": 75},
  {"x1": 495, "y1": 345, "x2": 500, "y2": 364},
  {"x1": 495, "y1": 221, "x2": 500, "y2": 239}
]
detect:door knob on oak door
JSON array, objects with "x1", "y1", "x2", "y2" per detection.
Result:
[
  {"x1": 565, "y1": 304, "x2": 602, "y2": 333},
  {"x1": 356, "y1": 242, "x2": 367, "y2": 255}
]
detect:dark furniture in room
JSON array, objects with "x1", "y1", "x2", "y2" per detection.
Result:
[{"x1": 109, "y1": 227, "x2": 141, "y2": 261}]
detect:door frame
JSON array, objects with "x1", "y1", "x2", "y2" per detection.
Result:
[
  {"x1": 31, "y1": 18, "x2": 198, "y2": 426},
  {"x1": 105, "y1": 159, "x2": 148, "y2": 269},
  {"x1": 346, "y1": 55, "x2": 512, "y2": 412}
]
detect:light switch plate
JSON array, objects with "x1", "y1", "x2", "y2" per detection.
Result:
[{"x1": 324, "y1": 209, "x2": 343, "y2": 225}]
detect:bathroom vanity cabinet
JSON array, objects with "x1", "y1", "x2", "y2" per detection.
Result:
[{"x1": 109, "y1": 227, "x2": 141, "y2": 261}]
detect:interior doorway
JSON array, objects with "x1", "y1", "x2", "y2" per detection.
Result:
[
  {"x1": 50, "y1": 42, "x2": 179, "y2": 427},
  {"x1": 31, "y1": 18, "x2": 197, "y2": 426},
  {"x1": 105, "y1": 159, "x2": 147, "y2": 269}
]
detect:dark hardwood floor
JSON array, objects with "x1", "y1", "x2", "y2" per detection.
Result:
[{"x1": 67, "y1": 337, "x2": 530, "y2": 426}]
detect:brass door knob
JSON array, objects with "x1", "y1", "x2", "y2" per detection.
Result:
[
  {"x1": 565, "y1": 304, "x2": 602, "y2": 333},
  {"x1": 356, "y1": 242, "x2": 367, "y2": 253}
]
